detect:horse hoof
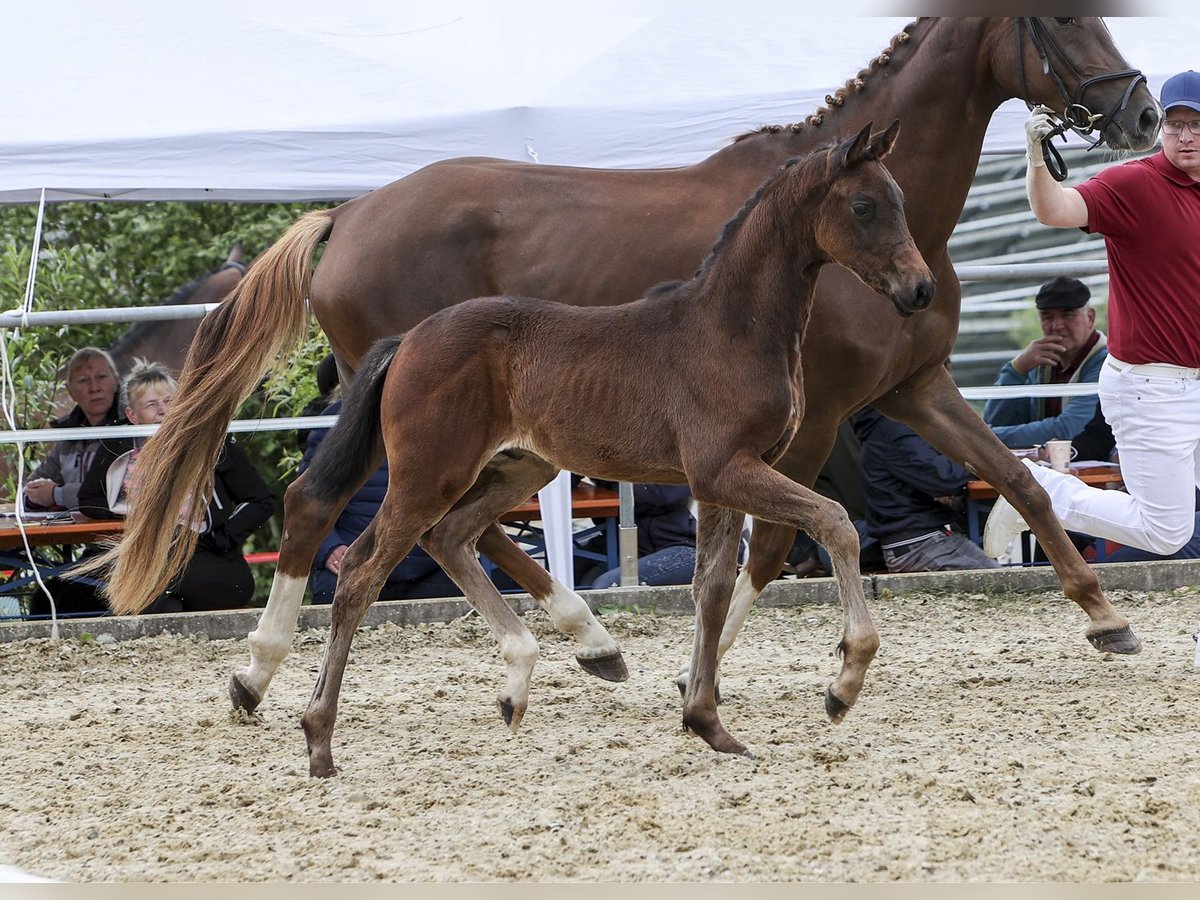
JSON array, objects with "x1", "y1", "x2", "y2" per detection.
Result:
[
  {"x1": 577, "y1": 651, "x2": 629, "y2": 683},
  {"x1": 497, "y1": 698, "x2": 525, "y2": 731},
  {"x1": 309, "y1": 760, "x2": 337, "y2": 779},
  {"x1": 228, "y1": 673, "x2": 262, "y2": 714},
  {"x1": 1087, "y1": 626, "x2": 1142, "y2": 655},
  {"x1": 824, "y1": 687, "x2": 850, "y2": 724}
]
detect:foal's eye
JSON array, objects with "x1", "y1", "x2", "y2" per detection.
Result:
[
  {"x1": 851, "y1": 201, "x2": 873, "y2": 219},
  {"x1": 1053, "y1": 17, "x2": 1074, "y2": 25}
]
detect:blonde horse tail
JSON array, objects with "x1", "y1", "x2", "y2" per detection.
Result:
[{"x1": 98, "y1": 210, "x2": 334, "y2": 615}]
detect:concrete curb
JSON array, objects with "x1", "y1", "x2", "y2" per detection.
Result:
[{"x1": 3, "y1": 558, "x2": 1199, "y2": 644}]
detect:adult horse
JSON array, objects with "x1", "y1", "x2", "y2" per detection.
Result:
[
  {"x1": 299, "y1": 123, "x2": 933, "y2": 774},
  {"x1": 104, "y1": 247, "x2": 246, "y2": 380},
  {"x1": 101, "y1": 19, "x2": 1158, "y2": 718}
]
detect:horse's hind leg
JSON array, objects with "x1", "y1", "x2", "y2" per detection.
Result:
[
  {"x1": 232, "y1": 464, "x2": 374, "y2": 714},
  {"x1": 681, "y1": 502, "x2": 750, "y2": 754},
  {"x1": 694, "y1": 458, "x2": 879, "y2": 725},
  {"x1": 302, "y1": 511, "x2": 427, "y2": 777},
  {"x1": 446, "y1": 452, "x2": 626, "y2": 682},
  {"x1": 420, "y1": 535, "x2": 542, "y2": 732}
]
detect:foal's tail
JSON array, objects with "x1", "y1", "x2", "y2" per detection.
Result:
[
  {"x1": 302, "y1": 336, "x2": 402, "y2": 506},
  {"x1": 96, "y1": 210, "x2": 334, "y2": 615}
]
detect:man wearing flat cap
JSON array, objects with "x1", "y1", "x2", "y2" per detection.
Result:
[{"x1": 983, "y1": 275, "x2": 1106, "y2": 449}]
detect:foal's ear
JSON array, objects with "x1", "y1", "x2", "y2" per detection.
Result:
[
  {"x1": 870, "y1": 120, "x2": 901, "y2": 160},
  {"x1": 839, "y1": 121, "x2": 875, "y2": 168}
]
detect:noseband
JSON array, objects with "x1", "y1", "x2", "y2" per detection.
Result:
[{"x1": 1014, "y1": 17, "x2": 1148, "y2": 181}]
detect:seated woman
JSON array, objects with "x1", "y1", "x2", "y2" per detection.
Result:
[{"x1": 77, "y1": 361, "x2": 274, "y2": 613}]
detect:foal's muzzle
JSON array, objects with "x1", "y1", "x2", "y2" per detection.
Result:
[{"x1": 890, "y1": 275, "x2": 936, "y2": 318}]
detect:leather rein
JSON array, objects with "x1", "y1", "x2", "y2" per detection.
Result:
[{"x1": 1014, "y1": 17, "x2": 1148, "y2": 182}]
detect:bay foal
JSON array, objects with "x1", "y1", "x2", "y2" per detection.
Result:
[{"x1": 298, "y1": 122, "x2": 935, "y2": 776}]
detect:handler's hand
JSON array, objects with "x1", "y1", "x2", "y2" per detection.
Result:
[
  {"x1": 1012, "y1": 335, "x2": 1067, "y2": 374},
  {"x1": 1025, "y1": 105, "x2": 1057, "y2": 167},
  {"x1": 326, "y1": 544, "x2": 349, "y2": 576}
]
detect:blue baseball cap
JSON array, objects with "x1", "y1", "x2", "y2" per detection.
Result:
[{"x1": 1161, "y1": 70, "x2": 1200, "y2": 114}]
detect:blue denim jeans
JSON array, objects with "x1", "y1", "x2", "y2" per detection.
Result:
[{"x1": 591, "y1": 544, "x2": 697, "y2": 589}]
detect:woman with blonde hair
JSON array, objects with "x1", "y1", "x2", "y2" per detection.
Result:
[{"x1": 77, "y1": 360, "x2": 274, "y2": 613}]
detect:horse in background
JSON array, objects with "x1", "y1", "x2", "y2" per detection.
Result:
[
  {"x1": 296, "y1": 123, "x2": 933, "y2": 775},
  {"x1": 44, "y1": 244, "x2": 246, "y2": 419},
  {"x1": 101, "y1": 19, "x2": 1158, "y2": 720}
]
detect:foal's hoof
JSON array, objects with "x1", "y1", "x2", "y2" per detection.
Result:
[
  {"x1": 824, "y1": 687, "x2": 850, "y2": 724},
  {"x1": 577, "y1": 651, "x2": 629, "y2": 683},
  {"x1": 497, "y1": 698, "x2": 526, "y2": 731},
  {"x1": 228, "y1": 673, "x2": 263, "y2": 714},
  {"x1": 1087, "y1": 625, "x2": 1142, "y2": 655}
]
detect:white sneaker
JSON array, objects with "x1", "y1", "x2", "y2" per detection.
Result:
[{"x1": 982, "y1": 461, "x2": 1036, "y2": 557}]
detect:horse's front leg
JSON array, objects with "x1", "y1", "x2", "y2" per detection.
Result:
[
  {"x1": 682, "y1": 502, "x2": 750, "y2": 755},
  {"x1": 231, "y1": 468, "x2": 366, "y2": 714},
  {"x1": 694, "y1": 459, "x2": 879, "y2": 726},
  {"x1": 875, "y1": 369, "x2": 1140, "y2": 654},
  {"x1": 673, "y1": 522, "x2": 793, "y2": 700}
]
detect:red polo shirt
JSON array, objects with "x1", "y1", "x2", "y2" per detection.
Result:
[{"x1": 1075, "y1": 151, "x2": 1200, "y2": 367}]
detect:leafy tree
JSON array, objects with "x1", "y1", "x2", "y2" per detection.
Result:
[{"x1": 0, "y1": 200, "x2": 338, "y2": 599}]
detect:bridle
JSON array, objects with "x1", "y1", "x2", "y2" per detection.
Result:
[{"x1": 1014, "y1": 17, "x2": 1148, "y2": 181}]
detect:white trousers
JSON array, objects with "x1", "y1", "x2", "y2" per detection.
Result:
[{"x1": 1026, "y1": 356, "x2": 1200, "y2": 555}]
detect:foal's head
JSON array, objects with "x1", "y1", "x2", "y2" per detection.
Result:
[{"x1": 809, "y1": 121, "x2": 935, "y2": 318}]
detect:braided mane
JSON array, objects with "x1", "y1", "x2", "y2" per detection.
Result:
[{"x1": 733, "y1": 19, "x2": 922, "y2": 141}]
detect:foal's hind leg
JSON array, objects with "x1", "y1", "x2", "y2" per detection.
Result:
[
  {"x1": 694, "y1": 457, "x2": 879, "y2": 725},
  {"x1": 231, "y1": 465, "x2": 373, "y2": 714},
  {"x1": 432, "y1": 450, "x2": 627, "y2": 681},
  {"x1": 681, "y1": 502, "x2": 751, "y2": 755},
  {"x1": 419, "y1": 532, "x2": 543, "y2": 732},
  {"x1": 302, "y1": 511, "x2": 431, "y2": 777}
]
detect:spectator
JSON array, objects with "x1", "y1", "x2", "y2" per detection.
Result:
[
  {"x1": 983, "y1": 276, "x2": 1106, "y2": 448},
  {"x1": 76, "y1": 361, "x2": 274, "y2": 613},
  {"x1": 302, "y1": 399, "x2": 461, "y2": 604},
  {"x1": 587, "y1": 481, "x2": 698, "y2": 589},
  {"x1": 784, "y1": 420, "x2": 883, "y2": 576},
  {"x1": 854, "y1": 406, "x2": 998, "y2": 573},
  {"x1": 22, "y1": 347, "x2": 121, "y2": 511},
  {"x1": 986, "y1": 73, "x2": 1200, "y2": 561}
]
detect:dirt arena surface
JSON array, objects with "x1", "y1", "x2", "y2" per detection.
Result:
[{"x1": 2, "y1": 587, "x2": 1199, "y2": 882}]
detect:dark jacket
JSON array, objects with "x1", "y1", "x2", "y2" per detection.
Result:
[
  {"x1": 27, "y1": 396, "x2": 123, "y2": 510},
  {"x1": 853, "y1": 406, "x2": 970, "y2": 546},
  {"x1": 591, "y1": 479, "x2": 696, "y2": 556},
  {"x1": 301, "y1": 402, "x2": 442, "y2": 584},
  {"x1": 78, "y1": 433, "x2": 274, "y2": 557}
]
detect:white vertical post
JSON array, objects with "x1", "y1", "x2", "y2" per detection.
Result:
[{"x1": 537, "y1": 470, "x2": 575, "y2": 591}]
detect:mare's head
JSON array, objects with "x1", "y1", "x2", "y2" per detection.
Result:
[
  {"x1": 809, "y1": 121, "x2": 934, "y2": 318},
  {"x1": 992, "y1": 17, "x2": 1159, "y2": 151}
]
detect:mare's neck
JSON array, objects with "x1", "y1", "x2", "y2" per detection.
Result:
[{"x1": 715, "y1": 19, "x2": 999, "y2": 252}]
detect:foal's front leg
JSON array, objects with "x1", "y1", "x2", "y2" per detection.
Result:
[
  {"x1": 682, "y1": 502, "x2": 751, "y2": 754},
  {"x1": 696, "y1": 458, "x2": 880, "y2": 726}
]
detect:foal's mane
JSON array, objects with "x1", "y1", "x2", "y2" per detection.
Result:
[
  {"x1": 733, "y1": 18, "x2": 922, "y2": 141},
  {"x1": 691, "y1": 141, "x2": 835, "y2": 281}
]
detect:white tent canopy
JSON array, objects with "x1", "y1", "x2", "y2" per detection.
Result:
[{"x1": 5, "y1": 12, "x2": 1198, "y2": 204}]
